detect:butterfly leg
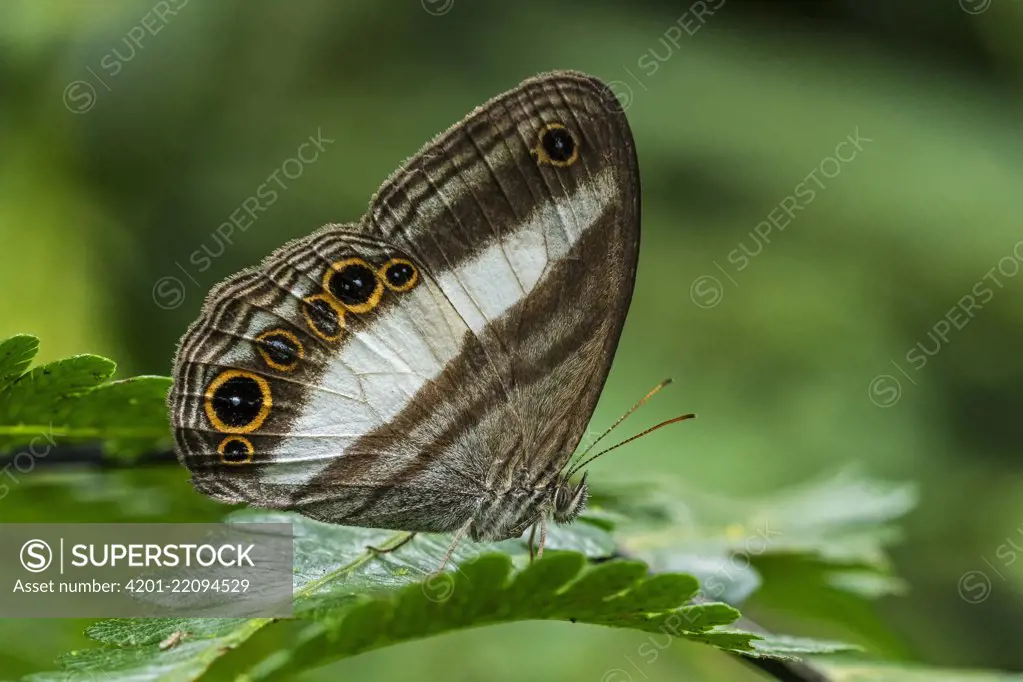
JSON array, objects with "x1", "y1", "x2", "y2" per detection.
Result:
[
  {"x1": 435, "y1": 522, "x2": 471, "y2": 572},
  {"x1": 367, "y1": 532, "x2": 417, "y2": 555},
  {"x1": 535, "y1": 516, "x2": 548, "y2": 560},
  {"x1": 527, "y1": 524, "x2": 538, "y2": 562}
]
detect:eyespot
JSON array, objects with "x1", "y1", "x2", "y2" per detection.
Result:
[
  {"x1": 255, "y1": 329, "x2": 304, "y2": 372},
  {"x1": 535, "y1": 123, "x2": 579, "y2": 167},
  {"x1": 324, "y1": 257, "x2": 384, "y2": 313},
  {"x1": 378, "y1": 258, "x2": 419, "y2": 293},
  {"x1": 302, "y1": 294, "x2": 344, "y2": 342},
  {"x1": 217, "y1": 436, "x2": 254, "y2": 465},
  {"x1": 204, "y1": 370, "x2": 272, "y2": 434}
]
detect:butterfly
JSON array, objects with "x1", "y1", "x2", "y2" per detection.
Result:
[{"x1": 169, "y1": 71, "x2": 647, "y2": 567}]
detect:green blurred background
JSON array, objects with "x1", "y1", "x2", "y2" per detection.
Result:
[{"x1": 2, "y1": 0, "x2": 1023, "y2": 679}]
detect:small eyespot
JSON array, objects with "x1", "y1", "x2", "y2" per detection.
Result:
[
  {"x1": 324, "y1": 258, "x2": 384, "y2": 313},
  {"x1": 204, "y1": 370, "x2": 272, "y2": 434},
  {"x1": 535, "y1": 123, "x2": 579, "y2": 167},
  {"x1": 255, "y1": 329, "x2": 304, "y2": 372},
  {"x1": 302, "y1": 295, "x2": 344, "y2": 341},
  {"x1": 218, "y1": 436, "x2": 254, "y2": 465},
  {"x1": 379, "y1": 258, "x2": 419, "y2": 293}
]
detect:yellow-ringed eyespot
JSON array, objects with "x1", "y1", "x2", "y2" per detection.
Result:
[
  {"x1": 378, "y1": 257, "x2": 419, "y2": 293},
  {"x1": 323, "y1": 257, "x2": 384, "y2": 314},
  {"x1": 534, "y1": 123, "x2": 579, "y2": 167},
  {"x1": 217, "y1": 436, "x2": 255, "y2": 465},
  {"x1": 302, "y1": 294, "x2": 345, "y2": 342},
  {"x1": 203, "y1": 369, "x2": 272, "y2": 434},
  {"x1": 255, "y1": 328, "x2": 304, "y2": 372}
]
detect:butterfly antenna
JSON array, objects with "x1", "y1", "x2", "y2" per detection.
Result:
[
  {"x1": 570, "y1": 378, "x2": 673, "y2": 469},
  {"x1": 567, "y1": 413, "x2": 696, "y2": 478}
]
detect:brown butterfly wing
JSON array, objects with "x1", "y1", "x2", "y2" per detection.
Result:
[{"x1": 169, "y1": 72, "x2": 640, "y2": 539}]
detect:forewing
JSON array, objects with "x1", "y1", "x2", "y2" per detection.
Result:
[{"x1": 359, "y1": 70, "x2": 640, "y2": 487}]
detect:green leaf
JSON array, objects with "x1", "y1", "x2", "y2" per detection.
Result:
[
  {"x1": 586, "y1": 469, "x2": 922, "y2": 661},
  {"x1": 751, "y1": 553, "x2": 914, "y2": 660},
  {"x1": 603, "y1": 468, "x2": 914, "y2": 609},
  {"x1": 23, "y1": 511, "x2": 855, "y2": 681},
  {"x1": 610, "y1": 468, "x2": 915, "y2": 566},
  {"x1": 0, "y1": 334, "x2": 39, "y2": 394},
  {"x1": 0, "y1": 335, "x2": 171, "y2": 457}
]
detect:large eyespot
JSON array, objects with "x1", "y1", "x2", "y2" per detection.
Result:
[
  {"x1": 302, "y1": 294, "x2": 344, "y2": 342},
  {"x1": 378, "y1": 258, "x2": 419, "y2": 293},
  {"x1": 204, "y1": 370, "x2": 272, "y2": 434},
  {"x1": 535, "y1": 123, "x2": 579, "y2": 167},
  {"x1": 218, "y1": 436, "x2": 254, "y2": 465},
  {"x1": 324, "y1": 257, "x2": 383, "y2": 313},
  {"x1": 255, "y1": 329, "x2": 304, "y2": 372}
]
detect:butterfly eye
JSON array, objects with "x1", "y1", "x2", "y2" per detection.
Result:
[
  {"x1": 217, "y1": 436, "x2": 254, "y2": 465},
  {"x1": 552, "y1": 478, "x2": 589, "y2": 524},
  {"x1": 302, "y1": 295, "x2": 345, "y2": 342},
  {"x1": 324, "y1": 258, "x2": 384, "y2": 313},
  {"x1": 535, "y1": 123, "x2": 579, "y2": 167},
  {"x1": 255, "y1": 329, "x2": 304, "y2": 372},
  {"x1": 204, "y1": 370, "x2": 272, "y2": 434},
  {"x1": 379, "y1": 258, "x2": 419, "y2": 293}
]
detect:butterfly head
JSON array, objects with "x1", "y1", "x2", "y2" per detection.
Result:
[{"x1": 552, "y1": 471, "x2": 589, "y2": 524}]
